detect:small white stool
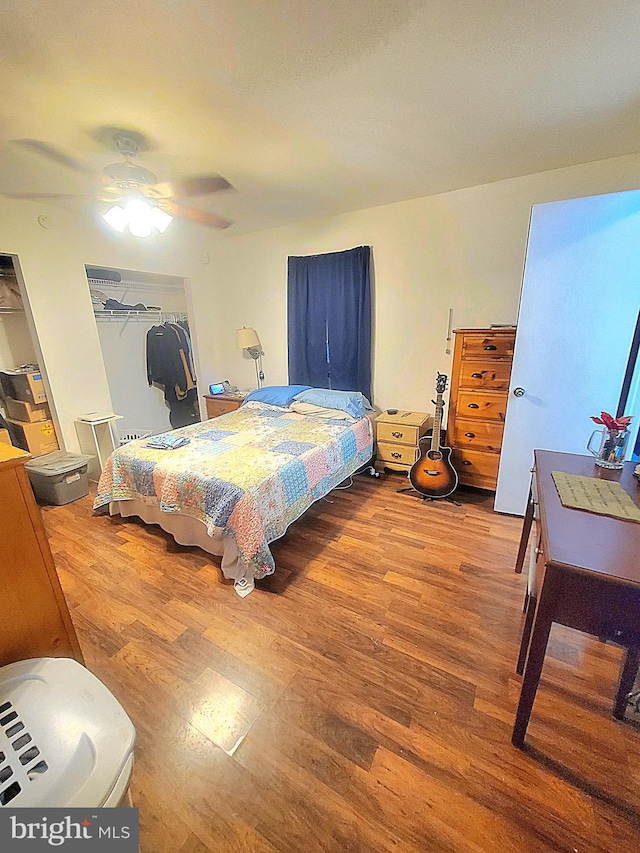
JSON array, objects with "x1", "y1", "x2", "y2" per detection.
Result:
[
  {"x1": 0, "y1": 658, "x2": 135, "y2": 808},
  {"x1": 75, "y1": 414, "x2": 123, "y2": 481}
]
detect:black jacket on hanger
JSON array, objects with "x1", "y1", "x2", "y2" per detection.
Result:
[{"x1": 146, "y1": 323, "x2": 199, "y2": 427}]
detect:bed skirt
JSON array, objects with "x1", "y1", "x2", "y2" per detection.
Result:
[{"x1": 108, "y1": 499, "x2": 256, "y2": 596}]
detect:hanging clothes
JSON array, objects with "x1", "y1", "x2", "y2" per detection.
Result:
[{"x1": 146, "y1": 322, "x2": 199, "y2": 428}]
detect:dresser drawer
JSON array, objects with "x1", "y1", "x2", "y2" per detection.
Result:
[
  {"x1": 451, "y1": 419, "x2": 504, "y2": 452},
  {"x1": 456, "y1": 391, "x2": 507, "y2": 422},
  {"x1": 461, "y1": 333, "x2": 515, "y2": 360},
  {"x1": 205, "y1": 398, "x2": 242, "y2": 418},
  {"x1": 377, "y1": 441, "x2": 418, "y2": 467},
  {"x1": 376, "y1": 421, "x2": 421, "y2": 446},
  {"x1": 452, "y1": 448, "x2": 500, "y2": 489},
  {"x1": 458, "y1": 361, "x2": 512, "y2": 391}
]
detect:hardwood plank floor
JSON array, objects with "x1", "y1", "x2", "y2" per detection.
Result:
[{"x1": 41, "y1": 475, "x2": 640, "y2": 852}]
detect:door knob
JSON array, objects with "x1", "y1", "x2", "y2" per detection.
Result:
[{"x1": 513, "y1": 387, "x2": 525, "y2": 397}]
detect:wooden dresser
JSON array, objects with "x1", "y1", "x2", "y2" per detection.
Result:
[
  {"x1": 204, "y1": 393, "x2": 246, "y2": 419},
  {"x1": 0, "y1": 445, "x2": 83, "y2": 667},
  {"x1": 446, "y1": 327, "x2": 516, "y2": 490},
  {"x1": 375, "y1": 410, "x2": 430, "y2": 474}
]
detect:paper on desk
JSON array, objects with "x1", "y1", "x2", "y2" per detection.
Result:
[{"x1": 551, "y1": 471, "x2": 640, "y2": 523}]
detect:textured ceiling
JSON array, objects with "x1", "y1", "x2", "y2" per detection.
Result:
[{"x1": 1, "y1": 0, "x2": 639, "y2": 234}]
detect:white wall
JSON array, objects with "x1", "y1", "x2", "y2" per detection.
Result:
[
  {"x1": 2, "y1": 151, "x2": 640, "y2": 456},
  {"x1": 0, "y1": 202, "x2": 215, "y2": 451},
  {"x1": 192, "y1": 153, "x2": 640, "y2": 415}
]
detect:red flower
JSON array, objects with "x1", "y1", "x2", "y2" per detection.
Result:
[{"x1": 591, "y1": 411, "x2": 632, "y2": 430}]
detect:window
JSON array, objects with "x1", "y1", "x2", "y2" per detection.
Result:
[{"x1": 287, "y1": 246, "x2": 372, "y2": 400}]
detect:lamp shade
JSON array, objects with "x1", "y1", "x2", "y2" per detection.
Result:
[{"x1": 237, "y1": 327, "x2": 261, "y2": 349}]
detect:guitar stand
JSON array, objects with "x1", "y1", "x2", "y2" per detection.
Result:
[{"x1": 396, "y1": 486, "x2": 461, "y2": 506}]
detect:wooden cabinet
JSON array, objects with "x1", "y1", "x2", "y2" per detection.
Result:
[
  {"x1": 446, "y1": 328, "x2": 515, "y2": 490},
  {"x1": 204, "y1": 393, "x2": 246, "y2": 419},
  {"x1": 375, "y1": 410, "x2": 429, "y2": 474},
  {"x1": 0, "y1": 444, "x2": 83, "y2": 667}
]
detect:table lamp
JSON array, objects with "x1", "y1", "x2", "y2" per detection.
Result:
[{"x1": 237, "y1": 327, "x2": 264, "y2": 388}]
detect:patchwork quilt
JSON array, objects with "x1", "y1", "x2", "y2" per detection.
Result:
[{"x1": 94, "y1": 401, "x2": 374, "y2": 578}]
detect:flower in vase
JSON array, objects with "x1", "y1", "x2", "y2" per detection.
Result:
[{"x1": 590, "y1": 411, "x2": 632, "y2": 431}]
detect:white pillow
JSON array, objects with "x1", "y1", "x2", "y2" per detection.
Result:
[{"x1": 290, "y1": 401, "x2": 356, "y2": 421}]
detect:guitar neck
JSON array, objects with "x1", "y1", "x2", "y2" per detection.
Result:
[{"x1": 430, "y1": 393, "x2": 444, "y2": 451}]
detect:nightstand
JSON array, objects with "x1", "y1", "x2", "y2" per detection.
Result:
[
  {"x1": 375, "y1": 410, "x2": 430, "y2": 473},
  {"x1": 204, "y1": 393, "x2": 246, "y2": 419}
]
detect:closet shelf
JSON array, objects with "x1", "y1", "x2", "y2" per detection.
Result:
[
  {"x1": 94, "y1": 310, "x2": 188, "y2": 323},
  {"x1": 87, "y1": 277, "x2": 184, "y2": 294}
]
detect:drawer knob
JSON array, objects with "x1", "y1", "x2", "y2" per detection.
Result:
[
  {"x1": 471, "y1": 372, "x2": 483, "y2": 379},
  {"x1": 464, "y1": 432, "x2": 475, "y2": 438},
  {"x1": 391, "y1": 431, "x2": 403, "y2": 438},
  {"x1": 391, "y1": 452, "x2": 402, "y2": 459},
  {"x1": 484, "y1": 344, "x2": 497, "y2": 351},
  {"x1": 467, "y1": 403, "x2": 480, "y2": 409},
  {"x1": 461, "y1": 459, "x2": 472, "y2": 466}
]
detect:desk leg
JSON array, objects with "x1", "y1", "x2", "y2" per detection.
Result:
[
  {"x1": 512, "y1": 588, "x2": 554, "y2": 748},
  {"x1": 514, "y1": 484, "x2": 534, "y2": 574},
  {"x1": 613, "y1": 646, "x2": 640, "y2": 720},
  {"x1": 516, "y1": 594, "x2": 537, "y2": 676}
]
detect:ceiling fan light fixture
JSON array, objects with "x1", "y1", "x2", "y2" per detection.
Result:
[
  {"x1": 102, "y1": 203, "x2": 127, "y2": 233},
  {"x1": 102, "y1": 198, "x2": 173, "y2": 237},
  {"x1": 126, "y1": 198, "x2": 153, "y2": 238},
  {"x1": 150, "y1": 206, "x2": 173, "y2": 234}
]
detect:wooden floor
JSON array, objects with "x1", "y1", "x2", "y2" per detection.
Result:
[{"x1": 42, "y1": 474, "x2": 640, "y2": 852}]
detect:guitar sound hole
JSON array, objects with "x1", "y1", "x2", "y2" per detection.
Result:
[{"x1": 426, "y1": 450, "x2": 442, "y2": 462}]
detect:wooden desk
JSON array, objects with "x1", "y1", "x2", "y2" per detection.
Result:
[{"x1": 512, "y1": 449, "x2": 640, "y2": 748}]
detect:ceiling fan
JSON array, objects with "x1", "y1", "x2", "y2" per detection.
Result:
[{"x1": 4, "y1": 130, "x2": 234, "y2": 235}]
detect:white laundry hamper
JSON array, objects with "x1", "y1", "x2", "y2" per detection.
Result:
[{"x1": 0, "y1": 658, "x2": 135, "y2": 808}]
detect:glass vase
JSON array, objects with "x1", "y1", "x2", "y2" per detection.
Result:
[{"x1": 587, "y1": 427, "x2": 630, "y2": 469}]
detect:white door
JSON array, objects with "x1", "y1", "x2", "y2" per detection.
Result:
[{"x1": 495, "y1": 189, "x2": 640, "y2": 515}]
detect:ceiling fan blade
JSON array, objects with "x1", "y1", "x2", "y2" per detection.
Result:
[
  {"x1": 12, "y1": 139, "x2": 94, "y2": 175},
  {"x1": 1, "y1": 191, "x2": 97, "y2": 200},
  {"x1": 164, "y1": 201, "x2": 233, "y2": 230},
  {"x1": 157, "y1": 174, "x2": 233, "y2": 199}
]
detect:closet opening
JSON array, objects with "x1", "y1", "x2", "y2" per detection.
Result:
[
  {"x1": 0, "y1": 254, "x2": 60, "y2": 457},
  {"x1": 86, "y1": 265, "x2": 199, "y2": 455}
]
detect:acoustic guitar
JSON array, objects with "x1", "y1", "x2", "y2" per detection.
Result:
[{"x1": 409, "y1": 373, "x2": 458, "y2": 498}]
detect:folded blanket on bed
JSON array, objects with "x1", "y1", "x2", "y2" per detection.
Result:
[{"x1": 145, "y1": 434, "x2": 191, "y2": 450}]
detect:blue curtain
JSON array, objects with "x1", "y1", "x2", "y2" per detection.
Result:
[{"x1": 287, "y1": 246, "x2": 372, "y2": 401}]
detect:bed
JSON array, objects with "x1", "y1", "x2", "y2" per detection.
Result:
[{"x1": 94, "y1": 400, "x2": 374, "y2": 595}]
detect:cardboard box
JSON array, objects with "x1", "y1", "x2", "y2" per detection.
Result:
[
  {"x1": 5, "y1": 397, "x2": 50, "y2": 423},
  {"x1": 7, "y1": 418, "x2": 59, "y2": 456},
  {"x1": 0, "y1": 370, "x2": 47, "y2": 405},
  {"x1": 0, "y1": 428, "x2": 10, "y2": 445}
]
